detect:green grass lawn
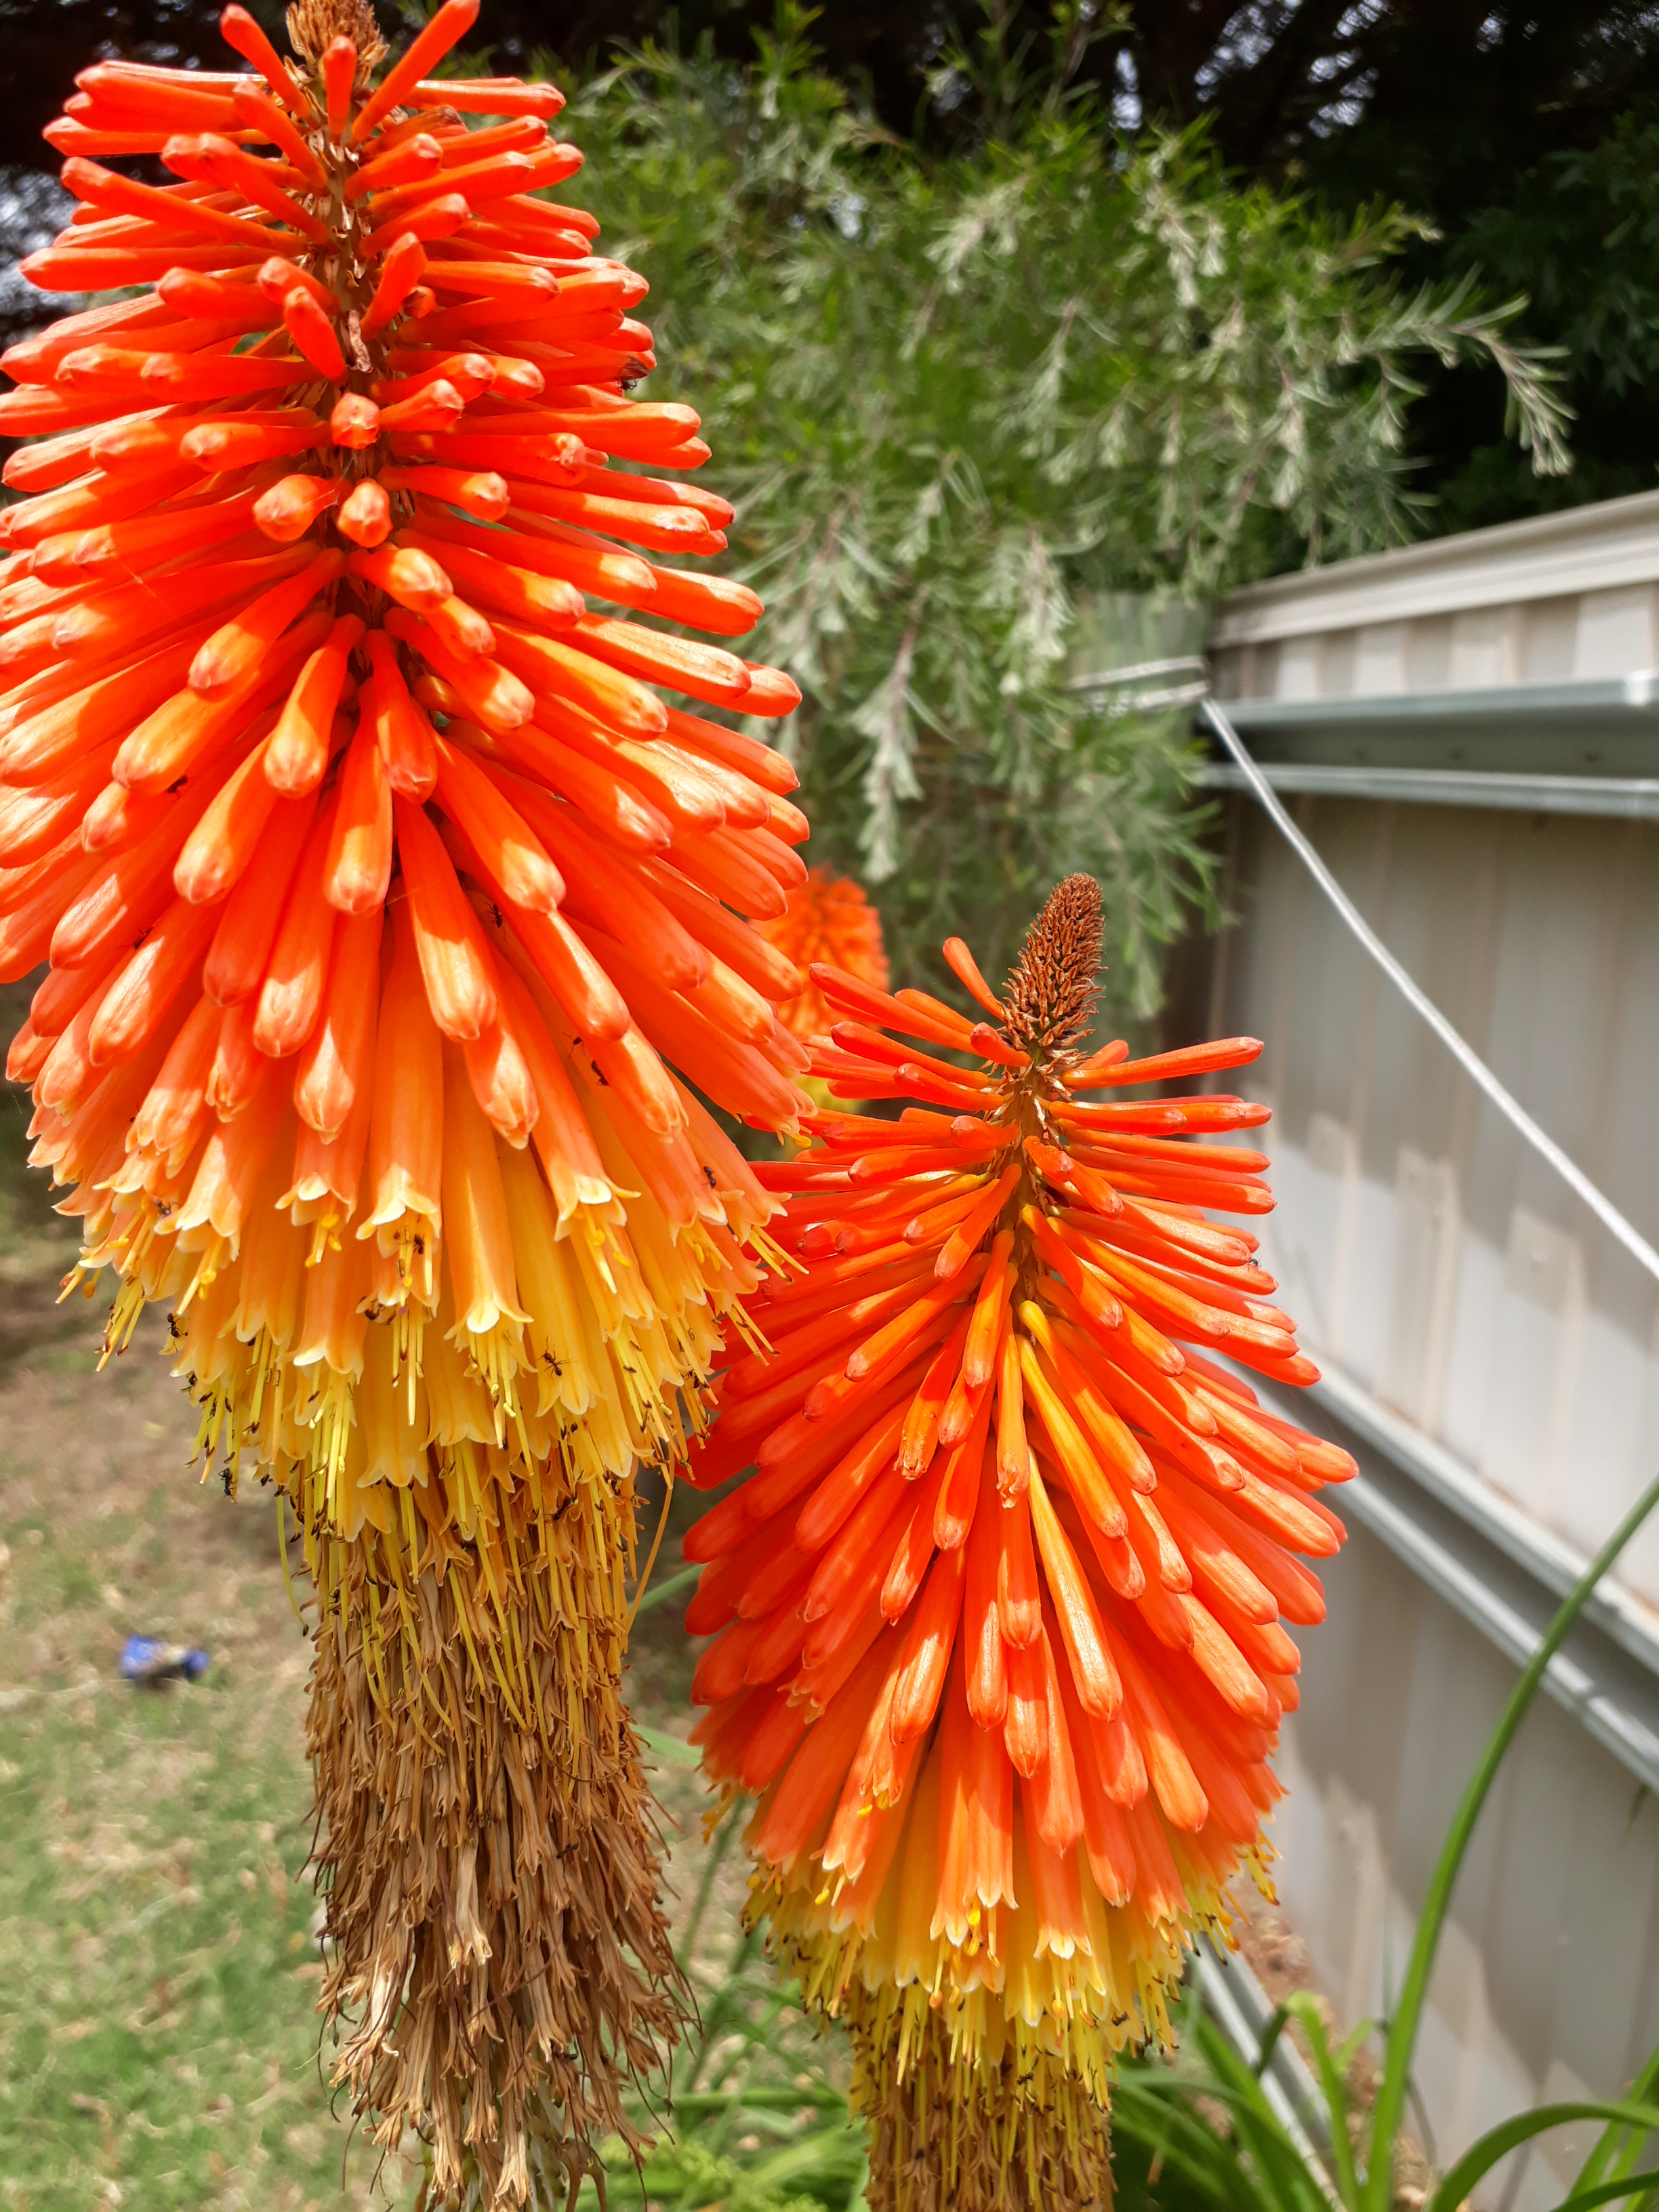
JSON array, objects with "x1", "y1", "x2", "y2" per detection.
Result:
[{"x1": 0, "y1": 1298, "x2": 426, "y2": 2209}]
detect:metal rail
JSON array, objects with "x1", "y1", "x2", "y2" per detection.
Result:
[{"x1": 1202, "y1": 694, "x2": 1659, "y2": 1288}]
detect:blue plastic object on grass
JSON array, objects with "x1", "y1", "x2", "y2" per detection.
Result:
[{"x1": 119, "y1": 1634, "x2": 210, "y2": 1684}]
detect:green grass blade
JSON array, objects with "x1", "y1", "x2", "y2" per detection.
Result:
[
  {"x1": 1187, "y1": 2013, "x2": 1335, "y2": 2210},
  {"x1": 1364, "y1": 1469, "x2": 1659, "y2": 2212},
  {"x1": 676, "y1": 1795, "x2": 740, "y2": 1986},
  {"x1": 1253, "y1": 2001, "x2": 1292, "y2": 2078},
  {"x1": 1425, "y1": 2102, "x2": 1659, "y2": 2212},
  {"x1": 632, "y1": 1561, "x2": 701, "y2": 1618},
  {"x1": 1282, "y1": 1993, "x2": 1359, "y2": 2205},
  {"x1": 1575, "y1": 2048, "x2": 1659, "y2": 2192},
  {"x1": 636, "y1": 1721, "x2": 703, "y2": 1770},
  {"x1": 1549, "y1": 2177, "x2": 1659, "y2": 2211}
]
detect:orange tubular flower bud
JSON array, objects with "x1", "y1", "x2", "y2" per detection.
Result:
[
  {"x1": 382, "y1": 462, "x2": 507, "y2": 518},
  {"x1": 377, "y1": 378, "x2": 466, "y2": 434},
  {"x1": 174, "y1": 731, "x2": 282, "y2": 904},
  {"x1": 253, "y1": 472, "x2": 341, "y2": 542},
  {"x1": 336, "y1": 478, "x2": 392, "y2": 547},
  {"x1": 322, "y1": 696, "x2": 393, "y2": 916},
  {"x1": 283, "y1": 287, "x2": 348, "y2": 377},
  {"x1": 203, "y1": 786, "x2": 319, "y2": 1005},
  {"x1": 432, "y1": 736, "x2": 561, "y2": 913},
  {"x1": 360, "y1": 191, "x2": 471, "y2": 259},
  {"x1": 264, "y1": 615, "x2": 362, "y2": 794},
  {"x1": 347, "y1": 543, "x2": 449, "y2": 613},
  {"x1": 393, "y1": 795, "x2": 497, "y2": 1040},
  {"x1": 363, "y1": 630, "x2": 435, "y2": 797},
  {"x1": 181, "y1": 414, "x2": 328, "y2": 470},
  {"x1": 359, "y1": 232, "x2": 428, "y2": 337},
  {"x1": 293, "y1": 904, "x2": 382, "y2": 1139},
  {"x1": 218, "y1": 4, "x2": 308, "y2": 115},
  {"x1": 88, "y1": 895, "x2": 220, "y2": 1067},
  {"x1": 253, "y1": 799, "x2": 337, "y2": 1055},
  {"x1": 321, "y1": 35, "x2": 357, "y2": 140},
  {"x1": 684, "y1": 874, "x2": 1345, "y2": 2203},
  {"x1": 329, "y1": 392, "x2": 380, "y2": 448},
  {"x1": 187, "y1": 549, "x2": 345, "y2": 697}
]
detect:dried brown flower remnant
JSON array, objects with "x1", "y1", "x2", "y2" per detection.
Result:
[
  {"x1": 287, "y1": 0, "x2": 386, "y2": 70},
  {"x1": 849, "y1": 1993, "x2": 1113, "y2": 2212},
  {"x1": 306, "y1": 1461, "x2": 685, "y2": 2205}
]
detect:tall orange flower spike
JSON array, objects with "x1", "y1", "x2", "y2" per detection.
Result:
[
  {"x1": 0, "y1": 0, "x2": 812, "y2": 1526},
  {"x1": 1, "y1": 7, "x2": 816, "y2": 2200},
  {"x1": 683, "y1": 876, "x2": 1353, "y2": 2212},
  {"x1": 760, "y1": 864, "x2": 888, "y2": 1040}
]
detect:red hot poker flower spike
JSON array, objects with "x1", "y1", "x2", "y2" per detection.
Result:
[
  {"x1": 683, "y1": 874, "x2": 1353, "y2": 2212},
  {"x1": 6, "y1": 6, "x2": 821, "y2": 2203},
  {"x1": 2, "y1": 0, "x2": 815, "y2": 1511},
  {"x1": 759, "y1": 864, "x2": 888, "y2": 1042}
]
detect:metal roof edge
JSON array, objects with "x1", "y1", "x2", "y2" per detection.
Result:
[
  {"x1": 1212, "y1": 492, "x2": 1659, "y2": 647},
  {"x1": 1212, "y1": 675, "x2": 1659, "y2": 726},
  {"x1": 1199, "y1": 763, "x2": 1659, "y2": 819}
]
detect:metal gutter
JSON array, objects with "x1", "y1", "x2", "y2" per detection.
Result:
[
  {"x1": 1242, "y1": 1367, "x2": 1659, "y2": 1799},
  {"x1": 1209, "y1": 491, "x2": 1659, "y2": 644},
  {"x1": 1210, "y1": 674, "x2": 1659, "y2": 736},
  {"x1": 1306, "y1": 1367, "x2": 1659, "y2": 1680},
  {"x1": 1199, "y1": 762, "x2": 1659, "y2": 817}
]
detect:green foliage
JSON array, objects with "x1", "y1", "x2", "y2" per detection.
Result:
[
  {"x1": 1411, "y1": 116, "x2": 1659, "y2": 534},
  {"x1": 557, "y1": 7, "x2": 1568, "y2": 1006},
  {"x1": 573, "y1": 1810, "x2": 867, "y2": 2212}
]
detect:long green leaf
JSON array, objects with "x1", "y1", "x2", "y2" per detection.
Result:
[
  {"x1": 636, "y1": 1721, "x2": 703, "y2": 1770},
  {"x1": 1575, "y1": 2049, "x2": 1659, "y2": 2193},
  {"x1": 1282, "y1": 1992, "x2": 1359, "y2": 2205},
  {"x1": 632, "y1": 1562, "x2": 701, "y2": 1618},
  {"x1": 1426, "y1": 2101, "x2": 1659, "y2": 2212},
  {"x1": 1549, "y1": 2177, "x2": 1659, "y2": 2211},
  {"x1": 1364, "y1": 1469, "x2": 1659, "y2": 2212}
]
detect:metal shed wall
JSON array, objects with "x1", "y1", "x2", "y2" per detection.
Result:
[{"x1": 1188, "y1": 495, "x2": 1659, "y2": 2205}]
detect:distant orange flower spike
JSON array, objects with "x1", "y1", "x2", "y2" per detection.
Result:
[
  {"x1": 759, "y1": 867, "x2": 887, "y2": 1042},
  {"x1": 1, "y1": 0, "x2": 811, "y2": 1497},
  {"x1": 684, "y1": 874, "x2": 1353, "y2": 2200}
]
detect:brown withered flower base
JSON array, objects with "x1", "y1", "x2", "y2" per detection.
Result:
[
  {"x1": 849, "y1": 1992, "x2": 1114, "y2": 2212},
  {"x1": 303, "y1": 1469, "x2": 687, "y2": 2209}
]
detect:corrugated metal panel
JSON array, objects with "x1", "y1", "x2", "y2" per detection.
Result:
[
  {"x1": 1190, "y1": 494, "x2": 1659, "y2": 2204},
  {"x1": 1225, "y1": 796, "x2": 1659, "y2": 1620}
]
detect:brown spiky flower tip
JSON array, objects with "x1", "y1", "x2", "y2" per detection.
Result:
[
  {"x1": 998, "y1": 872, "x2": 1105, "y2": 1060},
  {"x1": 680, "y1": 874, "x2": 1355, "y2": 2211},
  {"x1": 287, "y1": 0, "x2": 387, "y2": 70}
]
